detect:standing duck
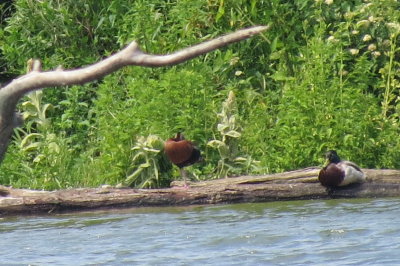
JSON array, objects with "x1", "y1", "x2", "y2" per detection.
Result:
[
  {"x1": 318, "y1": 150, "x2": 366, "y2": 187},
  {"x1": 164, "y1": 132, "x2": 201, "y2": 187}
]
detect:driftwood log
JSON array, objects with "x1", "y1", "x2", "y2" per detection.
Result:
[{"x1": 1, "y1": 167, "x2": 399, "y2": 216}]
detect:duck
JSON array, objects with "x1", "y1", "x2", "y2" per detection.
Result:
[
  {"x1": 318, "y1": 150, "x2": 366, "y2": 187},
  {"x1": 164, "y1": 132, "x2": 201, "y2": 187}
]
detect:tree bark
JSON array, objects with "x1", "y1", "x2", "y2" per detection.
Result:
[
  {"x1": 0, "y1": 26, "x2": 269, "y2": 162},
  {"x1": 1, "y1": 167, "x2": 399, "y2": 216}
]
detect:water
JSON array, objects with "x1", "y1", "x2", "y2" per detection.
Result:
[{"x1": 1, "y1": 198, "x2": 400, "y2": 265}]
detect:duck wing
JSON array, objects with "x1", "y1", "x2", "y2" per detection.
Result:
[
  {"x1": 337, "y1": 161, "x2": 366, "y2": 186},
  {"x1": 341, "y1": 160, "x2": 362, "y2": 172}
]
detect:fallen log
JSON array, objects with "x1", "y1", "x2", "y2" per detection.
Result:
[{"x1": 1, "y1": 167, "x2": 400, "y2": 216}]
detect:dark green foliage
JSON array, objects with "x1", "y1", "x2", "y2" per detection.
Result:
[{"x1": 0, "y1": 0, "x2": 399, "y2": 189}]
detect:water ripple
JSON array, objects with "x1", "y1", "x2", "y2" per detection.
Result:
[{"x1": 1, "y1": 198, "x2": 400, "y2": 265}]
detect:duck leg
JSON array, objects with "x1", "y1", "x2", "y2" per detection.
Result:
[{"x1": 179, "y1": 168, "x2": 189, "y2": 188}]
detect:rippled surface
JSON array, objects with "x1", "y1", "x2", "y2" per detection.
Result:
[{"x1": 2, "y1": 198, "x2": 400, "y2": 265}]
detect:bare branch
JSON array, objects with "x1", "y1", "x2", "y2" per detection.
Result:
[
  {"x1": 3, "y1": 26, "x2": 268, "y2": 99},
  {"x1": 128, "y1": 25, "x2": 270, "y2": 67},
  {"x1": 0, "y1": 25, "x2": 269, "y2": 163}
]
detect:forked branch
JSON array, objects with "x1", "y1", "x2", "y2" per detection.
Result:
[{"x1": 0, "y1": 25, "x2": 269, "y2": 162}]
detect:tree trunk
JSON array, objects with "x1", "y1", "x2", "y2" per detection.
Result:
[{"x1": 1, "y1": 167, "x2": 399, "y2": 216}]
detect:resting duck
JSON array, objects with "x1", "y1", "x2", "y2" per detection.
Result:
[
  {"x1": 318, "y1": 150, "x2": 366, "y2": 187},
  {"x1": 164, "y1": 132, "x2": 201, "y2": 187}
]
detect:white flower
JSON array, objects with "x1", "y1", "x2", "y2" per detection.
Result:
[
  {"x1": 325, "y1": 0, "x2": 333, "y2": 4},
  {"x1": 387, "y1": 23, "x2": 400, "y2": 33},
  {"x1": 363, "y1": 34, "x2": 372, "y2": 42},
  {"x1": 349, "y1": 48, "x2": 359, "y2": 55},
  {"x1": 368, "y1": 43, "x2": 377, "y2": 51},
  {"x1": 235, "y1": 71, "x2": 243, "y2": 76},
  {"x1": 372, "y1": 51, "x2": 381, "y2": 57},
  {"x1": 344, "y1": 12, "x2": 355, "y2": 19},
  {"x1": 351, "y1": 30, "x2": 359, "y2": 35}
]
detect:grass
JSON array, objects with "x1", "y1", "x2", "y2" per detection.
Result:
[{"x1": 0, "y1": 0, "x2": 399, "y2": 189}]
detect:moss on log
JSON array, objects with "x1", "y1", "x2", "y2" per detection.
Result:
[{"x1": 1, "y1": 167, "x2": 400, "y2": 216}]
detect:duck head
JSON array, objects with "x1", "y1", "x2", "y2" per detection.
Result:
[
  {"x1": 171, "y1": 132, "x2": 184, "y2": 141},
  {"x1": 325, "y1": 150, "x2": 341, "y2": 164}
]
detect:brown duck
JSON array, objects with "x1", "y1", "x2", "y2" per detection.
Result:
[{"x1": 164, "y1": 132, "x2": 201, "y2": 187}]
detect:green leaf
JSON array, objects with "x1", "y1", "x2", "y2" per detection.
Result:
[
  {"x1": 20, "y1": 133, "x2": 42, "y2": 148},
  {"x1": 217, "y1": 123, "x2": 229, "y2": 132},
  {"x1": 207, "y1": 140, "x2": 226, "y2": 148},
  {"x1": 215, "y1": 0, "x2": 225, "y2": 22},
  {"x1": 22, "y1": 142, "x2": 42, "y2": 152},
  {"x1": 225, "y1": 130, "x2": 241, "y2": 138}
]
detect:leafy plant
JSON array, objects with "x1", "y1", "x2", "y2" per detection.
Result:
[
  {"x1": 123, "y1": 135, "x2": 172, "y2": 188},
  {"x1": 14, "y1": 90, "x2": 54, "y2": 161},
  {"x1": 379, "y1": 23, "x2": 400, "y2": 119},
  {"x1": 208, "y1": 90, "x2": 260, "y2": 178},
  {"x1": 8, "y1": 89, "x2": 78, "y2": 189}
]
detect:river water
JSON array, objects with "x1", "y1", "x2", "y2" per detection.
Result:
[{"x1": 1, "y1": 198, "x2": 400, "y2": 265}]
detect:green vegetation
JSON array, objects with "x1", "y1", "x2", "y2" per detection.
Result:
[
  {"x1": 124, "y1": 135, "x2": 172, "y2": 188},
  {"x1": 0, "y1": 0, "x2": 399, "y2": 189},
  {"x1": 207, "y1": 90, "x2": 261, "y2": 179}
]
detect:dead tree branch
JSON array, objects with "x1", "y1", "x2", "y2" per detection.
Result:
[{"x1": 0, "y1": 26, "x2": 269, "y2": 162}]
